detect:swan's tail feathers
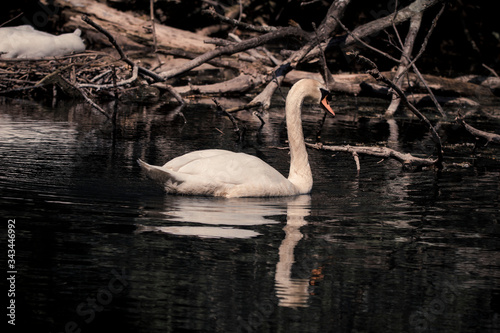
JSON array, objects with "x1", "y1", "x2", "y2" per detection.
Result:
[{"x1": 137, "y1": 159, "x2": 183, "y2": 185}]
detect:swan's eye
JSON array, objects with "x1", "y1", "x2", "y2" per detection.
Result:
[{"x1": 320, "y1": 88, "x2": 332, "y2": 101}]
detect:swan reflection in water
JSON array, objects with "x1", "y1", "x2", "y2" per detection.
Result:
[
  {"x1": 274, "y1": 195, "x2": 311, "y2": 307},
  {"x1": 135, "y1": 195, "x2": 313, "y2": 307}
]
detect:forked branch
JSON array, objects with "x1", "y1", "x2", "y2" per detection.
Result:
[{"x1": 306, "y1": 143, "x2": 438, "y2": 171}]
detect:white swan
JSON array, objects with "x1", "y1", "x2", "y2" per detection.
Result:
[
  {"x1": 0, "y1": 25, "x2": 85, "y2": 59},
  {"x1": 138, "y1": 79, "x2": 335, "y2": 197}
]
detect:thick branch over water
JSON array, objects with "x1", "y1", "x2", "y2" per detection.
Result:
[{"x1": 306, "y1": 143, "x2": 437, "y2": 171}]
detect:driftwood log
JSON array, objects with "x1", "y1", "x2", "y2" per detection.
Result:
[{"x1": 62, "y1": 0, "x2": 214, "y2": 54}]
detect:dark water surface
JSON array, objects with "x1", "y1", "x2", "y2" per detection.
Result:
[{"x1": 1, "y1": 96, "x2": 499, "y2": 333}]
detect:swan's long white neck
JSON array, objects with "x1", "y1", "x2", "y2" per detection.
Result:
[{"x1": 285, "y1": 81, "x2": 316, "y2": 194}]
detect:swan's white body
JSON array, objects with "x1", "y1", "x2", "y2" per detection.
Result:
[
  {"x1": 0, "y1": 25, "x2": 85, "y2": 59},
  {"x1": 138, "y1": 79, "x2": 334, "y2": 197}
]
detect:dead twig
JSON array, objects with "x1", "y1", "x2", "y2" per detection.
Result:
[
  {"x1": 202, "y1": 7, "x2": 278, "y2": 33},
  {"x1": 312, "y1": 22, "x2": 334, "y2": 89},
  {"x1": 403, "y1": 3, "x2": 446, "y2": 73},
  {"x1": 332, "y1": 14, "x2": 400, "y2": 63},
  {"x1": 164, "y1": 84, "x2": 186, "y2": 105},
  {"x1": 78, "y1": 64, "x2": 138, "y2": 89},
  {"x1": 482, "y1": 64, "x2": 499, "y2": 78},
  {"x1": 212, "y1": 98, "x2": 245, "y2": 142},
  {"x1": 82, "y1": 15, "x2": 165, "y2": 83},
  {"x1": 156, "y1": 48, "x2": 240, "y2": 69},
  {"x1": 0, "y1": 12, "x2": 24, "y2": 27},
  {"x1": 82, "y1": 15, "x2": 127, "y2": 61},
  {"x1": 62, "y1": 75, "x2": 109, "y2": 118}
]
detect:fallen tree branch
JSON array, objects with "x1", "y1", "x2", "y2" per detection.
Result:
[
  {"x1": 202, "y1": 7, "x2": 278, "y2": 33},
  {"x1": 167, "y1": 74, "x2": 264, "y2": 96},
  {"x1": 82, "y1": 15, "x2": 168, "y2": 84},
  {"x1": 212, "y1": 98, "x2": 245, "y2": 142},
  {"x1": 456, "y1": 113, "x2": 500, "y2": 145},
  {"x1": 158, "y1": 26, "x2": 309, "y2": 79},
  {"x1": 306, "y1": 142, "x2": 437, "y2": 171},
  {"x1": 157, "y1": 48, "x2": 243, "y2": 70}
]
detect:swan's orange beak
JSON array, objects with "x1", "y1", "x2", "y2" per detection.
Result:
[{"x1": 321, "y1": 95, "x2": 335, "y2": 117}]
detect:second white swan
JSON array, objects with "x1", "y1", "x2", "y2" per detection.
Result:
[{"x1": 138, "y1": 79, "x2": 335, "y2": 197}]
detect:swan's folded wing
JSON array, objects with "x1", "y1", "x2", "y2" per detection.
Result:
[
  {"x1": 163, "y1": 149, "x2": 233, "y2": 171},
  {"x1": 168, "y1": 151, "x2": 286, "y2": 186}
]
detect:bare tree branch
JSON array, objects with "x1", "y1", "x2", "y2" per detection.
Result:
[
  {"x1": 202, "y1": 7, "x2": 278, "y2": 33},
  {"x1": 456, "y1": 114, "x2": 500, "y2": 145},
  {"x1": 332, "y1": 14, "x2": 400, "y2": 63},
  {"x1": 386, "y1": 11, "x2": 423, "y2": 116},
  {"x1": 306, "y1": 143, "x2": 437, "y2": 170},
  {"x1": 344, "y1": 0, "x2": 443, "y2": 47},
  {"x1": 158, "y1": 27, "x2": 310, "y2": 79}
]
